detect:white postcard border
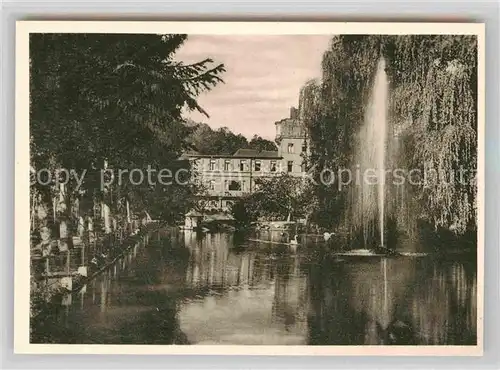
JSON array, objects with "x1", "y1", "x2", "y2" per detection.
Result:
[{"x1": 15, "y1": 21, "x2": 485, "y2": 356}]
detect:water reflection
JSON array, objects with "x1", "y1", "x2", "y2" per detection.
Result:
[
  {"x1": 46, "y1": 230, "x2": 476, "y2": 345},
  {"x1": 307, "y1": 256, "x2": 477, "y2": 345},
  {"x1": 179, "y1": 232, "x2": 308, "y2": 344}
]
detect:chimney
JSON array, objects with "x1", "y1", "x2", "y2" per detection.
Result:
[{"x1": 290, "y1": 107, "x2": 299, "y2": 120}]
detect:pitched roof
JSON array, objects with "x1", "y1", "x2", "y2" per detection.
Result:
[
  {"x1": 233, "y1": 148, "x2": 258, "y2": 156},
  {"x1": 232, "y1": 149, "x2": 281, "y2": 158},
  {"x1": 179, "y1": 148, "x2": 281, "y2": 159}
]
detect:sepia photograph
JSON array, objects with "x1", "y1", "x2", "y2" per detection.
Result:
[{"x1": 15, "y1": 21, "x2": 484, "y2": 355}]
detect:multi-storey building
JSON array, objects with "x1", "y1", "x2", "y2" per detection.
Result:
[
  {"x1": 182, "y1": 107, "x2": 308, "y2": 211},
  {"x1": 274, "y1": 107, "x2": 309, "y2": 174}
]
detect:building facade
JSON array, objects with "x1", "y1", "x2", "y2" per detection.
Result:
[
  {"x1": 274, "y1": 107, "x2": 309, "y2": 174},
  {"x1": 183, "y1": 107, "x2": 308, "y2": 212}
]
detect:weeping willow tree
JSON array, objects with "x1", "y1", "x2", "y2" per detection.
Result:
[
  {"x1": 302, "y1": 35, "x2": 477, "y2": 242},
  {"x1": 301, "y1": 36, "x2": 381, "y2": 230},
  {"x1": 387, "y1": 35, "x2": 477, "y2": 236}
]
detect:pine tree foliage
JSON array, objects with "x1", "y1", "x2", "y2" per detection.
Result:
[{"x1": 30, "y1": 33, "x2": 225, "y2": 222}]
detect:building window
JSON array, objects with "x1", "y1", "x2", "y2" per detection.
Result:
[
  {"x1": 209, "y1": 159, "x2": 216, "y2": 171},
  {"x1": 270, "y1": 160, "x2": 277, "y2": 172},
  {"x1": 287, "y1": 143, "x2": 294, "y2": 154},
  {"x1": 301, "y1": 162, "x2": 306, "y2": 172},
  {"x1": 208, "y1": 180, "x2": 215, "y2": 190},
  {"x1": 254, "y1": 160, "x2": 261, "y2": 171},
  {"x1": 224, "y1": 160, "x2": 231, "y2": 171},
  {"x1": 287, "y1": 161, "x2": 293, "y2": 173},
  {"x1": 302, "y1": 142, "x2": 307, "y2": 153},
  {"x1": 239, "y1": 160, "x2": 247, "y2": 171},
  {"x1": 228, "y1": 180, "x2": 241, "y2": 191}
]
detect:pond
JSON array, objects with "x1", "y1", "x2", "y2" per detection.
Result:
[{"x1": 42, "y1": 229, "x2": 477, "y2": 345}]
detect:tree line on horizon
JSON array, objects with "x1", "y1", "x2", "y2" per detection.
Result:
[{"x1": 184, "y1": 119, "x2": 277, "y2": 155}]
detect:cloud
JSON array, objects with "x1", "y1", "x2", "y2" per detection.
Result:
[{"x1": 176, "y1": 35, "x2": 332, "y2": 139}]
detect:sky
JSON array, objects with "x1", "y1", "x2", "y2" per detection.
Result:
[{"x1": 175, "y1": 35, "x2": 332, "y2": 140}]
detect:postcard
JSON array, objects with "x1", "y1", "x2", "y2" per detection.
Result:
[{"x1": 15, "y1": 21, "x2": 484, "y2": 355}]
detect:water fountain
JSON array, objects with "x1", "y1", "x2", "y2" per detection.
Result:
[{"x1": 351, "y1": 57, "x2": 389, "y2": 249}]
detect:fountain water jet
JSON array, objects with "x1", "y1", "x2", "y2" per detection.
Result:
[{"x1": 351, "y1": 58, "x2": 389, "y2": 248}]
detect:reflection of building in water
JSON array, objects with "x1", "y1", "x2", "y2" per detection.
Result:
[
  {"x1": 184, "y1": 232, "x2": 295, "y2": 291},
  {"x1": 178, "y1": 233, "x2": 310, "y2": 344},
  {"x1": 183, "y1": 233, "x2": 309, "y2": 329},
  {"x1": 184, "y1": 233, "x2": 258, "y2": 288},
  {"x1": 271, "y1": 256, "x2": 309, "y2": 333}
]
